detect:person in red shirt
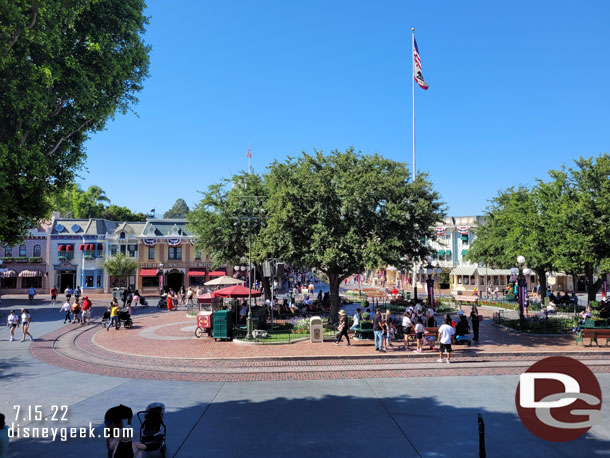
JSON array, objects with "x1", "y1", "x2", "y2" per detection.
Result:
[
  {"x1": 81, "y1": 296, "x2": 92, "y2": 325},
  {"x1": 49, "y1": 286, "x2": 58, "y2": 306}
]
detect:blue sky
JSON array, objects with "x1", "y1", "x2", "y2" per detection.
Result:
[{"x1": 80, "y1": 0, "x2": 610, "y2": 217}]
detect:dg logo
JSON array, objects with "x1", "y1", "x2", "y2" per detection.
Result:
[{"x1": 515, "y1": 356, "x2": 602, "y2": 441}]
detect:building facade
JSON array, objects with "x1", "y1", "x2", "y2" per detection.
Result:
[{"x1": 0, "y1": 226, "x2": 49, "y2": 293}]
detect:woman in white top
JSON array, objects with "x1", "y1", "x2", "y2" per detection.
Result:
[
  {"x1": 6, "y1": 310, "x2": 20, "y2": 342},
  {"x1": 21, "y1": 309, "x2": 33, "y2": 341},
  {"x1": 414, "y1": 318, "x2": 425, "y2": 353},
  {"x1": 402, "y1": 311, "x2": 413, "y2": 350}
]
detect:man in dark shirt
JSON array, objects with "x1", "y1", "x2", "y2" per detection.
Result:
[{"x1": 373, "y1": 309, "x2": 384, "y2": 352}]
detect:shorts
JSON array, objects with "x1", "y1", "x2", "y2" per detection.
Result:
[
  {"x1": 51, "y1": 295, "x2": 57, "y2": 300},
  {"x1": 83, "y1": 310, "x2": 91, "y2": 318},
  {"x1": 415, "y1": 332, "x2": 423, "y2": 340},
  {"x1": 403, "y1": 326, "x2": 412, "y2": 335},
  {"x1": 10, "y1": 324, "x2": 18, "y2": 329},
  {"x1": 440, "y1": 343, "x2": 452, "y2": 353}
]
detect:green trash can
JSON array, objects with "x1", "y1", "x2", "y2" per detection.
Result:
[
  {"x1": 212, "y1": 309, "x2": 234, "y2": 341},
  {"x1": 404, "y1": 291, "x2": 411, "y2": 300}
]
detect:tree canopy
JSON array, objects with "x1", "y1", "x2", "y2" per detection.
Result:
[
  {"x1": 0, "y1": 0, "x2": 150, "y2": 244},
  {"x1": 468, "y1": 154, "x2": 610, "y2": 302},
  {"x1": 264, "y1": 148, "x2": 445, "y2": 320},
  {"x1": 164, "y1": 199, "x2": 190, "y2": 219},
  {"x1": 48, "y1": 184, "x2": 147, "y2": 221},
  {"x1": 104, "y1": 254, "x2": 137, "y2": 281}
]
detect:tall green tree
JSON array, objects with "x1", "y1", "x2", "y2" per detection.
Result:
[
  {"x1": 104, "y1": 254, "x2": 137, "y2": 287},
  {"x1": 263, "y1": 148, "x2": 445, "y2": 321},
  {"x1": 543, "y1": 155, "x2": 610, "y2": 302},
  {"x1": 101, "y1": 205, "x2": 147, "y2": 222},
  {"x1": 188, "y1": 172, "x2": 272, "y2": 298},
  {"x1": 164, "y1": 199, "x2": 190, "y2": 219},
  {"x1": 0, "y1": 0, "x2": 150, "y2": 245},
  {"x1": 466, "y1": 186, "x2": 554, "y2": 298}
]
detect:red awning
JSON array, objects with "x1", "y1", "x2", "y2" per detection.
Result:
[
  {"x1": 212, "y1": 285, "x2": 262, "y2": 298},
  {"x1": 139, "y1": 269, "x2": 159, "y2": 277},
  {"x1": 66, "y1": 245, "x2": 73, "y2": 251},
  {"x1": 97, "y1": 243, "x2": 103, "y2": 250},
  {"x1": 188, "y1": 269, "x2": 207, "y2": 277},
  {"x1": 208, "y1": 270, "x2": 226, "y2": 277},
  {"x1": 58, "y1": 245, "x2": 65, "y2": 251},
  {"x1": 79, "y1": 244, "x2": 85, "y2": 250}
]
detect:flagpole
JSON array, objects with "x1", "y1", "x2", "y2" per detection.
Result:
[{"x1": 412, "y1": 27, "x2": 416, "y2": 181}]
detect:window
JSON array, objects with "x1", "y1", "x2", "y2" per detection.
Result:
[
  {"x1": 493, "y1": 276, "x2": 499, "y2": 285},
  {"x1": 120, "y1": 245, "x2": 126, "y2": 255},
  {"x1": 457, "y1": 276, "x2": 462, "y2": 284},
  {"x1": 168, "y1": 247, "x2": 182, "y2": 260},
  {"x1": 33, "y1": 245, "x2": 41, "y2": 257},
  {"x1": 110, "y1": 245, "x2": 118, "y2": 256},
  {"x1": 120, "y1": 232, "x2": 126, "y2": 239},
  {"x1": 463, "y1": 276, "x2": 469, "y2": 285},
  {"x1": 19, "y1": 245, "x2": 26, "y2": 257},
  {"x1": 142, "y1": 276, "x2": 159, "y2": 287},
  {"x1": 148, "y1": 246, "x2": 155, "y2": 260},
  {"x1": 195, "y1": 250, "x2": 201, "y2": 260},
  {"x1": 190, "y1": 276, "x2": 205, "y2": 286},
  {"x1": 2, "y1": 277, "x2": 17, "y2": 288},
  {"x1": 21, "y1": 277, "x2": 42, "y2": 288},
  {"x1": 96, "y1": 273, "x2": 102, "y2": 288},
  {"x1": 85, "y1": 273, "x2": 94, "y2": 287},
  {"x1": 128, "y1": 244, "x2": 137, "y2": 257},
  {"x1": 480, "y1": 276, "x2": 485, "y2": 285},
  {"x1": 5, "y1": 246, "x2": 12, "y2": 256}
]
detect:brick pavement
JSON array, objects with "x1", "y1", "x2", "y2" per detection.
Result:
[{"x1": 28, "y1": 306, "x2": 610, "y2": 382}]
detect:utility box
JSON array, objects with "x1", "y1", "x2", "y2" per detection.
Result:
[
  {"x1": 213, "y1": 309, "x2": 233, "y2": 341},
  {"x1": 310, "y1": 316, "x2": 323, "y2": 343}
]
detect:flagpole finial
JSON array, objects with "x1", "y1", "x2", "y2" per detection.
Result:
[{"x1": 411, "y1": 27, "x2": 414, "y2": 31}]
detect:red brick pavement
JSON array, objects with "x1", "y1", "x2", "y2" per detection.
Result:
[{"x1": 30, "y1": 308, "x2": 610, "y2": 383}]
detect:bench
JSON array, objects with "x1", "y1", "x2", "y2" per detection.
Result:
[
  {"x1": 404, "y1": 327, "x2": 439, "y2": 349},
  {"x1": 353, "y1": 322, "x2": 374, "y2": 340},
  {"x1": 576, "y1": 329, "x2": 610, "y2": 346},
  {"x1": 453, "y1": 296, "x2": 478, "y2": 304}
]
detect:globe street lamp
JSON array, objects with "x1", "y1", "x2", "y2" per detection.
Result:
[
  {"x1": 511, "y1": 256, "x2": 532, "y2": 324},
  {"x1": 420, "y1": 258, "x2": 443, "y2": 310}
]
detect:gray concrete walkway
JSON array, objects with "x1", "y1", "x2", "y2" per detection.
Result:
[{"x1": 1, "y1": 298, "x2": 609, "y2": 457}]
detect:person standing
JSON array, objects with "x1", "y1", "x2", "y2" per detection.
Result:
[
  {"x1": 50, "y1": 285, "x2": 58, "y2": 306},
  {"x1": 64, "y1": 286, "x2": 73, "y2": 303},
  {"x1": 334, "y1": 310, "x2": 351, "y2": 346},
  {"x1": 470, "y1": 305, "x2": 480, "y2": 343},
  {"x1": 186, "y1": 287, "x2": 194, "y2": 306},
  {"x1": 373, "y1": 309, "x2": 384, "y2": 352},
  {"x1": 437, "y1": 317, "x2": 456, "y2": 364},
  {"x1": 415, "y1": 318, "x2": 425, "y2": 353},
  {"x1": 384, "y1": 309, "x2": 394, "y2": 348},
  {"x1": 402, "y1": 311, "x2": 413, "y2": 351},
  {"x1": 74, "y1": 285, "x2": 81, "y2": 302},
  {"x1": 20, "y1": 309, "x2": 33, "y2": 341},
  {"x1": 426, "y1": 305, "x2": 435, "y2": 327},
  {"x1": 60, "y1": 300, "x2": 72, "y2": 323},
  {"x1": 28, "y1": 286, "x2": 36, "y2": 304},
  {"x1": 6, "y1": 310, "x2": 20, "y2": 342}
]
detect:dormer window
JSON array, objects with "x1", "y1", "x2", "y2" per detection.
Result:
[
  {"x1": 55, "y1": 223, "x2": 65, "y2": 232},
  {"x1": 147, "y1": 225, "x2": 156, "y2": 235},
  {"x1": 120, "y1": 232, "x2": 126, "y2": 239},
  {"x1": 71, "y1": 224, "x2": 81, "y2": 233},
  {"x1": 171, "y1": 224, "x2": 180, "y2": 235}
]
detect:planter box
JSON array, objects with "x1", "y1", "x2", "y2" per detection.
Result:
[
  {"x1": 14, "y1": 257, "x2": 28, "y2": 263},
  {"x1": 28, "y1": 257, "x2": 42, "y2": 263},
  {"x1": 0, "y1": 257, "x2": 14, "y2": 262}
]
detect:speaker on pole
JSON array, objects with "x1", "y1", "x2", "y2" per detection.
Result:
[{"x1": 263, "y1": 261, "x2": 272, "y2": 278}]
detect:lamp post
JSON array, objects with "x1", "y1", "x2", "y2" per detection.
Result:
[
  {"x1": 233, "y1": 195, "x2": 267, "y2": 340},
  {"x1": 511, "y1": 256, "x2": 532, "y2": 324},
  {"x1": 158, "y1": 263, "x2": 164, "y2": 294},
  {"x1": 420, "y1": 258, "x2": 443, "y2": 310}
]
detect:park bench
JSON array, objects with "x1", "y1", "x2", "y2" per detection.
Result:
[
  {"x1": 353, "y1": 321, "x2": 374, "y2": 339},
  {"x1": 575, "y1": 328, "x2": 610, "y2": 346},
  {"x1": 453, "y1": 295, "x2": 478, "y2": 304},
  {"x1": 404, "y1": 327, "x2": 439, "y2": 349}
]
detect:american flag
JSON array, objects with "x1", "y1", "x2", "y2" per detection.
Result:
[
  {"x1": 413, "y1": 38, "x2": 429, "y2": 90},
  {"x1": 246, "y1": 148, "x2": 252, "y2": 158}
]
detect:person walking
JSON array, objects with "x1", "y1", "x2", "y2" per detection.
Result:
[
  {"x1": 27, "y1": 286, "x2": 36, "y2": 304},
  {"x1": 437, "y1": 317, "x2": 456, "y2": 364},
  {"x1": 81, "y1": 296, "x2": 92, "y2": 325},
  {"x1": 334, "y1": 310, "x2": 351, "y2": 346},
  {"x1": 74, "y1": 285, "x2": 81, "y2": 302},
  {"x1": 373, "y1": 309, "x2": 384, "y2": 352},
  {"x1": 402, "y1": 311, "x2": 413, "y2": 350},
  {"x1": 64, "y1": 286, "x2": 73, "y2": 303},
  {"x1": 20, "y1": 309, "x2": 33, "y2": 341},
  {"x1": 60, "y1": 300, "x2": 72, "y2": 323},
  {"x1": 6, "y1": 310, "x2": 20, "y2": 342},
  {"x1": 71, "y1": 299, "x2": 81, "y2": 324},
  {"x1": 50, "y1": 285, "x2": 58, "y2": 306},
  {"x1": 107, "y1": 301, "x2": 119, "y2": 330},
  {"x1": 186, "y1": 287, "x2": 194, "y2": 306},
  {"x1": 470, "y1": 305, "x2": 480, "y2": 343}
]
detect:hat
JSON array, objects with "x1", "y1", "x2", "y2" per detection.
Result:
[
  {"x1": 339, "y1": 310, "x2": 346, "y2": 315},
  {"x1": 83, "y1": 296, "x2": 88, "y2": 300},
  {"x1": 458, "y1": 310, "x2": 464, "y2": 315}
]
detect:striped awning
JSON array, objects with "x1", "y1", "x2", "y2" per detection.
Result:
[
  {"x1": 0, "y1": 269, "x2": 17, "y2": 278},
  {"x1": 450, "y1": 265, "x2": 477, "y2": 276},
  {"x1": 18, "y1": 269, "x2": 42, "y2": 277}
]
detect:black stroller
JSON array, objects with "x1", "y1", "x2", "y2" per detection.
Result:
[
  {"x1": 137, "y1": 402, "x2": 167, "y2": 457},
  {"x1": 117, "y1": 310, "x2": 133, "y2": 329}
]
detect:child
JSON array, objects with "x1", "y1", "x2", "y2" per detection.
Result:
[
  {"x1": 107, "y1": 302, "x2": 119, "y2": 330},
  {"x1": 414, "y1": 318, "x2": 424, "y2": 353}
]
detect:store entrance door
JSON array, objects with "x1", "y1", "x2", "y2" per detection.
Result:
[
  {"x1": 59, "y1": 272, "x2": 75, "y2": 291},
  {"x1": 166, "y1": 270, "x2": 184, "y2": 293}
]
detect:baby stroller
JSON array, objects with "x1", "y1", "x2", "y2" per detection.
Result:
[
  {"x1": 157, "y1": 294, "x2": 167, "y2": 308},
  {"x1": 137, "y1": 403, "x2": 167, "y2": 457},
  {"x1": 117, "y1": 310, "x2": 133, "y2": 329}
]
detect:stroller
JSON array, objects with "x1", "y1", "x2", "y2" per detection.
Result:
[
  {"x1": 117, "y1": 310, "x2": 133, "y2": 329},
  {"x1": 157, "y1": 295, "x2": 167, "y2": 308},
  {"x1": 137, "y1": 403, "x2": 167, "y2": 457}
]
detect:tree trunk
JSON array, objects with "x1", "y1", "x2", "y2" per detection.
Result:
[
  {"x1": 585, "y1": 264, "x2": 602, "y2": 304},
  {"x1": 328, "y1": 272, "x2": 341, "y2": 324},
  {"x1": 261, "y1": 275, "x2": 271, "y2": 301},
  {"x1": 535, "y1": 268, "x2": 547, "y2": 299}
]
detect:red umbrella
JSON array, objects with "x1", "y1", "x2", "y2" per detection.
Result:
[{"x1": 212, "y1": 285, "x2": 262, "y2": 298}]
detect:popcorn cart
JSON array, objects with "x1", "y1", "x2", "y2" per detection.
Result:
[{"x1": 195, "y1": 310, "x2": 213, "y2": 338}]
